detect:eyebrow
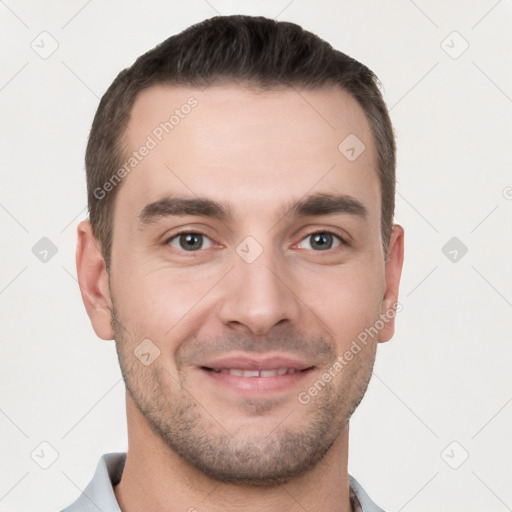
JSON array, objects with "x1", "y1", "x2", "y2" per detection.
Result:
[
  {"x1": 139, "y1": 197, "x2": 230, "y2": 224},
  {"x1": 138, "y1": 193, "x2": 367, "y2": 225},
  {"x1": 285, "y1": 193, "x2": 368, "y2": 219}
]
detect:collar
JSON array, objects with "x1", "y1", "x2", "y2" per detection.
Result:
[{"x1": 62, "y1": 453, "x2": 385, "y2": 512}]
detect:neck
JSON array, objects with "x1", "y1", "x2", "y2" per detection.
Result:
[{"x1": 115, "y1": 396, "x2": 352, "y2": 512}]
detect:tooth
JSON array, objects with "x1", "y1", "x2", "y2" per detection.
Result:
[
  {"x1": 242, "y1": 370, "x2": 260, "y2": 378},
  {"x1": 223, "y1": 368, "x2": 299, "y2": 377}
]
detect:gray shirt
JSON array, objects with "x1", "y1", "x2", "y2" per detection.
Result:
[{"x1": 62, "y1": 453, "x2": 385, "y2": 512}]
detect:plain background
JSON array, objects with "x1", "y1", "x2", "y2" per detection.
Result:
[{"x1": 1, "y1": 1, "x2": 511, "y2": 511}]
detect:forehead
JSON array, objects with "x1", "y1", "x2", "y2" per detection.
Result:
[{"x1": 117, "y1": 83, "x2": 379, "y2": 222}]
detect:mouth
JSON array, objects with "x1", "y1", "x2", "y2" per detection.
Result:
[
  {"x1": 198, "y1": 355, "x2": 315, "y2": 394},
  {"x1": 203, "y1": 367, "x2": 304, "y2": 377}
]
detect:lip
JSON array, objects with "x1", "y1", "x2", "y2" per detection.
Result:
[
  {"x1": 201, "y1": 355, "x2": 312, "y2": 372},
  {"x1": 199, "y1": 354, "x2": 315, "y2": 394}
]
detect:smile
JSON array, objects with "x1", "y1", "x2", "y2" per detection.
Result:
[
  {"x1": 205, "y1": 368, "x2": 302, "y2": 377},
  {"x1": 199, "y1": 357, "x2": 315, "y2": 395}
]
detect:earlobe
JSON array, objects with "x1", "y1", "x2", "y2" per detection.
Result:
[
  {"x1": 379, "y1": 224, "x2": 405, "y2": 343},
  {"x1": 76, "y1": 220, "x2": 114, "y2": 340}
]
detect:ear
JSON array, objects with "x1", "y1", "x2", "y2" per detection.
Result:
[
  {"x1": 76, "y1": 220, "x2": 114, "y2": 340},
  {"x1": 379, "y1": 224, "x2": 405, "y2": 343}
]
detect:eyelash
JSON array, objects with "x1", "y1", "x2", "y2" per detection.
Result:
[
  {"x1": 296, "y1": 231, "x2": 345, "y2": 251},
  {"x1": 166, "y1": 231, "x2": 214, "y2": 251},
  {"x1": 164, "y1": 230, "x2": 347, "y2": 252}
]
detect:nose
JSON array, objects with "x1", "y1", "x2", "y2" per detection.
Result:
[{"x1": 218, "y1": 245, "x2": 302, "y2": 336}]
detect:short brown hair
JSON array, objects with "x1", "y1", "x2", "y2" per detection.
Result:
[{"x1": 86, "y1": 15, "x2": 396, "y2": 268}]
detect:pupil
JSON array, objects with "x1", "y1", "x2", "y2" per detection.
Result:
[
  {"x1": 180, "y1": 233, "x2": 202, "y2": 250},
  {"x1": 312, "y1": 233, "x2": 332, "y2": 250}
]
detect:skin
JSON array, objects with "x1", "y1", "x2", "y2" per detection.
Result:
[{"x1": 77, "y1": 83, "x2": 404, "y2": 512}]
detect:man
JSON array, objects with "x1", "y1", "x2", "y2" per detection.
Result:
[{"x1": 65, "y1": 14, "x2": 404, "y2": 512}]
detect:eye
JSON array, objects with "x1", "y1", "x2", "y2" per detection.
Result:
[
  {"x1": 297, "y1": 232, "x2": 343, "y2": 251},
  {"x1": 168, "y1": 232, "x2": 213, "y2": 251}
]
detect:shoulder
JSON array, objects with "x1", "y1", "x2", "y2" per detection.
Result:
[
  {"x1": 349, "y1": 475, "x2": 386, "y2": 512},
  {"x1": 60, "y1": 453, "x2": 126, "y2": 512}
]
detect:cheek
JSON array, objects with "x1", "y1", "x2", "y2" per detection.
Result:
[
  {"x1": 110, "y1": 258, "x2": 223, "y2": 340},
  {"x1": 297, "y1": 261, "x2": 384, "y2": 345}
]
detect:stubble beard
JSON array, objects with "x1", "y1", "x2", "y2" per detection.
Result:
[{"x1": 112, "y1": 308, "x2": 377, "y2": 487}]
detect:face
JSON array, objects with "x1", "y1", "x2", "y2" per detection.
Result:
[{"x1": 79, "y1": 83, "x2": 403, "y2": 485}]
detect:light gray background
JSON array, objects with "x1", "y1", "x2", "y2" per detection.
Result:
[{"x1": 1, "y1": 1, "x2": 511, "y2": 511}]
